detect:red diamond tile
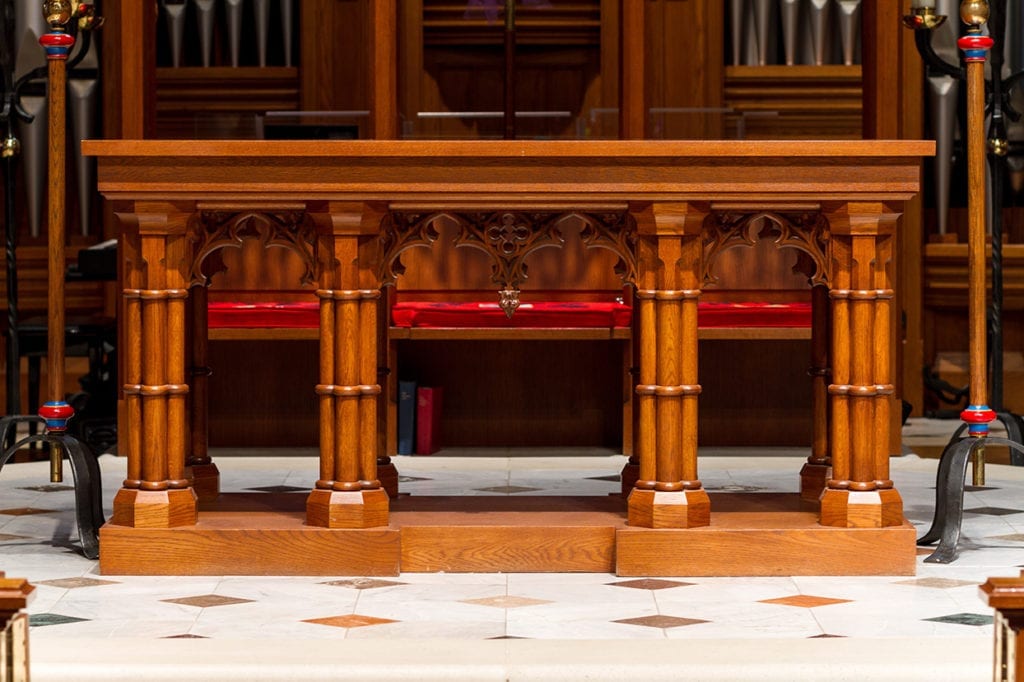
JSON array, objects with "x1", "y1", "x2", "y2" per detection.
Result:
[
  {"x1": 304, "y1": 614, "x2": 397, "y2": 628},
  {"x1": 760, "y1": 595, "x2": 851, "y2": 608}
]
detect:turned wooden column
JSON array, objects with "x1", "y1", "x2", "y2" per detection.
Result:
[
  {"x1": 111, "y1": 204, "x2": 198, "y2": 528},
  {"x1": 627, "y1": 203, "x2": 710, "y2": 528},
  {"x1": 819, "y1": 202, "x2": 903, "y2": 528},
  {"x1": 307, "y1": 202, "x2": 389, "y2": 528},
  {"x1": 185, "y1": 282, "x2": 219, "y2": 501},
  {"x1": 800, "y1": 283, "x2": 833, "y2": 502},
  {"x1": 0, "y1": 574, "x2": 33, "y2": 682},
  {"x1": 981, "y1": 573, "x2": 1024, "y2": 682}
]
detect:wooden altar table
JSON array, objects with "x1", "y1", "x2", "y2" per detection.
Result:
[{"x1": 84, "y1": 139, "x2": 932, "y2": 576}]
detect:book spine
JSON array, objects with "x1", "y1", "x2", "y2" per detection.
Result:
[
  {"x1": 397, "y1": 380, "x2": 416, "y2": 455},
  {"x1": 415, "y1": 386, "x2": 443, "y2": 455}
]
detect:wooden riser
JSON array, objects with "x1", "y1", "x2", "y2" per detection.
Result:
[{"x1": 98, "y1": 494, "x2": 917, "y2": 577}]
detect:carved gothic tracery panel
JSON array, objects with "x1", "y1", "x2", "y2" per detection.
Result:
[
  {"x1": 379, "y1": 210, "x2": 637, "y2": 287},
  {"x1": 703, "y1": 211, "x2": 831, "y2": 288},
  {"x1": 187, "y1": 210, "x2": 318, "y2": 287}
]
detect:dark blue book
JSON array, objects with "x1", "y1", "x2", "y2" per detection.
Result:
[{"x1": 397, "y1": 380, "x2": 416, "y2": 455}]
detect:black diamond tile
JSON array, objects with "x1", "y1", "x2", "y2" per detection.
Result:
[
  {"x1": 586, "y1": 475, "x2": 621, "y2": 482},
  {"x1": 707, "y1": 484, "x2": 765, "y2": 492},
  {"x1": 163, "y1": 634, "x2": 209, "y2": 639},
  {"x1": 18, "y1": 484, "x2": 75, "y2": 493},
  {"x1": 398, "y1": 476, "x2": 432, "y2": 483},
  {"x1": 809, "y1": 634, "x2": 847, "y2": 638},
  {"x1": 964, "y1": 507, "x2": 1024, "y2": 516},
  {"x1": 614, "y1": 615, "x2": 709, "y2": 629},
  {"x1": 244, "y1": 485, "x2": 308, "y2": 493},
  {"x1": 488, "y1": 635, "x2": 531, "y2": 639},
  {"x1": 30, "y1": 613, "x2": 89, "y2": 627},
  {"x1": 964, "y1": 486, "x2": 999, "y2": 492},
  {"x1": 474, "y1": 485, "x2": 543, "y2": 494},
  {"x1": 609, "y1": 579, "x2": 696, "y2": 590},
  {"x1": 322, "y1": 578, "x2": 406, "y2": 590},
  {"x1": 923, "y1": 613, "x2": 994, "y2": 626}
]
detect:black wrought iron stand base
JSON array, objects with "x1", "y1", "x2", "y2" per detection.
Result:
[
  {"x1": 0, "y1": 415, "x2": 104, "y2": 559},
  {"x1": 917, "y1": 431, "x2": 1024, "y2": 564}
]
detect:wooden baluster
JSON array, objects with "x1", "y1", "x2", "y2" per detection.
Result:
[
  {"x1": 358, "y1": 291, "x2": 382, "y2": 489},
  {"x1": 801, "y1": 283, "x2": 832, "y2": 501},
  {"x1": 820, "y1": 202, "x2": 903, "y2": 528},
  {"x1": 315, "y1": 281, "x2": 337, "y2": 492},
  {"x1": 307, "y1": 204, "x2": 388, "y2": 528},
  {"x1": 111, "y1": 209, "x2": 197, "y2": 528},
  {"x1": 335, "y1": 288, "x2": 361, "y2": 489},
  {"x1": 186, "y1": 282, "x2": 220, "y2": 500},
  {"x1": 627, "y1": 203, "x2": 709, "y2": 529}
]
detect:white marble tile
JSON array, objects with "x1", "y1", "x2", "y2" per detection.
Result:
[
  {"x1": 2, "y1": 442, "x2": 1024, "y2": 679},
  {"x1": 506, "y1": 612, "x2": 667, "y2": 640},
  {"x1": 343, "y1": 619, "x2": 507, "y2": 640}
]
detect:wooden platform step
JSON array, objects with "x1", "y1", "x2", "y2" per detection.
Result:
[{"x1": 98, "y1": 493, "x2": 917, "y2": 576}]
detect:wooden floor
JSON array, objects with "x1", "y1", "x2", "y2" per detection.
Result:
[{"x1": 99, "y1": 493, "x2": 917, "y2": 576}]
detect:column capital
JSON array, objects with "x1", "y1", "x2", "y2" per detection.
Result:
[{"x1": 822, "y1": 202, "x2": 903, "y2": 236}]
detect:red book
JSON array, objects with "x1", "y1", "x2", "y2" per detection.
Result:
[{"x1": 415, "y1": 387, "x2": 443, "y2": 455}]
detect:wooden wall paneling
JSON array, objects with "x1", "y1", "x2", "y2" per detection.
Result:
[
  {"x1": 647, "y1": 0, "x2": 724, "y2": 140},
  {"x1": 300, "y1": 0, "x2": 368, "y2": 116},
  {"x1": 598, "y1": 0, "x2": 620, "y2": 138},
  {"x1": 371, "y1": 0, "x2": 399, "y2": 139},
  {"x1": 100, "y1": 0, "x2": 155, "y2": 140},
  {"x1": 398, "y1": 0, "x2": 424, "y2": 137},
  {"x1": 619, "y1": 0, "x2": 645, "y2": 138}
]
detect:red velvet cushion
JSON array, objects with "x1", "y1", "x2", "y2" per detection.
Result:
[
  {"x1": 207, "y1": 300, "x2": 812, "y2": 329},
  {"x1": 696, "y1": 301, "x2": 811, "y2": 328},
  {"x1": 391, "y1": 301, "x2": 633, "y2": 328},
  {"x1": 207, "y1": 301, "x2": 320, "y2": 328}
]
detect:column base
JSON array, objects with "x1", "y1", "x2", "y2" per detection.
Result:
[
  {"x1": 619, "y1": 461, "x2": 639, "y2": 498},
  {"x1": 306, "y1": 488, "x2": 390, "y2": 528},
  {"x1": 378, "y1": 461, "x2": 399, "y2": 500},
  {"x1": 186, "y1": 463, "x2": 221, "y2": 502},
  {"x1": 627, "y1": 488, "x2": 711, "y2": 528},
  {"x1": 820, "y1": 487, "x2": 904, "y2": 528},
  {"x1": 110, "y1": 487, "x2": 198, "y2": 528},
  {"x1": 799, "y1": 462, "x2": 830, "y2": 504}
]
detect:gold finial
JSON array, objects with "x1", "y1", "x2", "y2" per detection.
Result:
[
  {"x1": 1, "y1": 135, "x2": 19, "y2": 159},
  {"x1": 42, "y1": 0, "x2": 73, "y2": 30},
  {"x1": 960, "y1": 0, "x2": 990, "y2": 27},
  {"x1": 989, "y1": 137, "x2": 1009, "y2": 157},
  {"x1": 74, "y1": 3, "x2": 104, "y2": 31}
]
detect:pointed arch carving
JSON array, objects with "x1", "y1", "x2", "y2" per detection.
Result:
[
  {"x1": 187, "y1": 210, "x2": 318, "y2": 287},
  {"x1": 702, "y1": 211, "x2": 831, "y2": 287},
  {"x1": 379, "y1": 210, "x2": 638, "y2": 289}
]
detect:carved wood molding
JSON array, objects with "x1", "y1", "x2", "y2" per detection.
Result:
[
  {"x1": 379, "y1": 210, "x2": 638, "y2": 291},
  {"x1": 703, "y1": 211, "x2": 831, "y2": 287},
  {"x1": 187, "y1": 210, "x2": 318, "y2": 287}
]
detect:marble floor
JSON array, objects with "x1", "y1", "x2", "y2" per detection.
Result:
[{"x1": 2, "y1": 418, "x2": 1023, "y2": 681}]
